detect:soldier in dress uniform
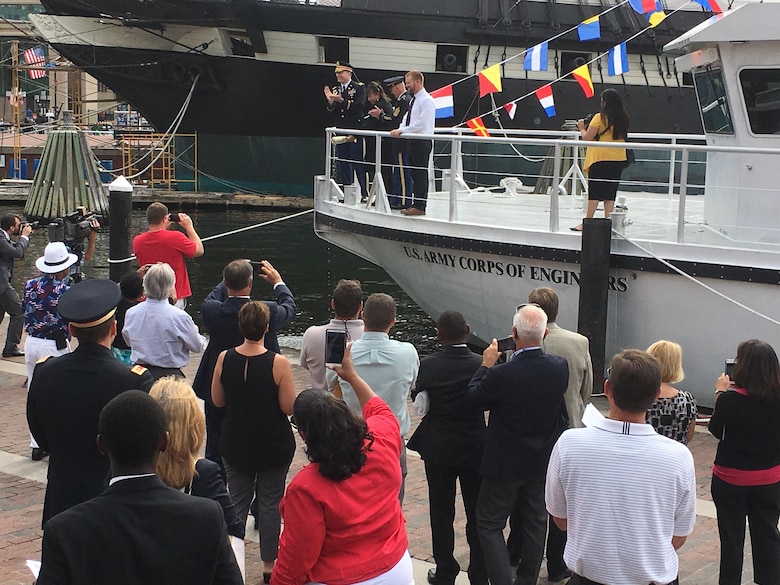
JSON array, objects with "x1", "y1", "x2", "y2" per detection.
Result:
[
  {"x1": 26, "y1": 279, "x2": 155, "y2": 528},
  {"x1": 383, "y1": 75, "x2": 414, "y2": 209},
  {"x1": 363, "y1": 81, "x2": 395, "y2": 196},
  {"x1": 324, "y1": 61, "x2": 367, "y2": 200}
]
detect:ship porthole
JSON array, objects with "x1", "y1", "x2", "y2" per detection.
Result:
[{"x1": 442, "y1": 54, "x2": 459, "y2": 72}]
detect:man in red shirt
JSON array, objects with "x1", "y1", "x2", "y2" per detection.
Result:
[{"x1": 133, "y1": 202, "x2": 204, "y2": 308}]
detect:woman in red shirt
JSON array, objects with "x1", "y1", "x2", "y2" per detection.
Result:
[{"x1": 272, "y1": 345, "x2": 411, "y2": 585}]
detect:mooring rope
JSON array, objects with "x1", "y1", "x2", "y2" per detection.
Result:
[
  {"x1": 615, "y1": 230, "x2": 780, "y2": 327},
  {"x1": 106, "y1": 208, "x2": 313, "y2": 264}
]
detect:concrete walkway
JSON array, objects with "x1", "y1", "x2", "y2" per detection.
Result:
[{"x1": 0, "y1": 340, "x2": 752, "y2": 584}]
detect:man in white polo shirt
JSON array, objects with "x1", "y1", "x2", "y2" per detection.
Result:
[{"x1": 545, "y1": 349, "x2": 696, "y2": 585}]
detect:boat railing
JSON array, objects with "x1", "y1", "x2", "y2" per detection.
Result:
[{"x1": 321, "y1": 126, "x2": 780, "y2": 248}]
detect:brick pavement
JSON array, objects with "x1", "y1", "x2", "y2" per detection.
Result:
[{"x1": 0, "y1": 336, "x2": 757, "y2": 584}]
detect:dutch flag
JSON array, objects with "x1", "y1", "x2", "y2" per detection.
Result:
[{"x1": 431, "y1": 85, "x2": 454, "y2": 119}]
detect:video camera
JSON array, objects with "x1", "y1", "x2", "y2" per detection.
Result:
[{"x1": 47, "y1": 207, "x2": 103, "y2": 246}]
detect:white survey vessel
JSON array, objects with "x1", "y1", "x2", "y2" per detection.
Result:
[{"x1": 314, "y1": 2, "x2": 780, "y2": 408}]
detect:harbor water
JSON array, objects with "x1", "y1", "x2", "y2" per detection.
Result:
[{"x1": 7, "y1": 205, "x2": 440, "y2": 355}]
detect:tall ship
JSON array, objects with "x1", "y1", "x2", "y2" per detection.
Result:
[{"x1": 31, "y1": 0, "x2": 715, "y2": 194}]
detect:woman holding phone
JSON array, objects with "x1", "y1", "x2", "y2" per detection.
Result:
[
  {"x1": 272, "y1": 343, "x2": 412, "y2": 585},
  {"x1": 212, "y1": 300, "x2": 296, "y2": 583},
  {"x1": 709, "y1": 339, "x2": 780, "y2": 585}
]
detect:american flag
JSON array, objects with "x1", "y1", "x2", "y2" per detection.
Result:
[{"x1": 23, "y1": 46, "x2": 47, "y2": 79}]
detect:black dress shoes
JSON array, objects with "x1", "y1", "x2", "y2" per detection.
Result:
[
  {"x1": 548, "y1": 568, "x2": 572, "y2": 582},
  {"x1": 2, "y1": 348, "x2": 24, "y2": 358},
  {"x1": 31, "y1": 448, "x2": 48, "y2": 461},
  {"x1": 427, "y1": 568, "x2": 455, "y2": 585}
]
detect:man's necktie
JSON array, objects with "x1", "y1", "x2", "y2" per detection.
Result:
[{"x1": 405, "y1": 96, "x2": 416, "y2": 126}]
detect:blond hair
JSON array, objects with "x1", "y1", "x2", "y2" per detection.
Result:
[
  {"x1": 149, "y1": 377, "x2": 205, "y2": 489},
  {"x1": 646, "y1": 340, "x2": 685, "y2": 384},
  {"x1": 406, "y1": 70, "x2": 424, "y2": 84}
]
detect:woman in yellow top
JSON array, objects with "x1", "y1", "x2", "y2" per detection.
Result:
[{"x1": 572, "y1": 88, "x2": 629, "y2": 231}]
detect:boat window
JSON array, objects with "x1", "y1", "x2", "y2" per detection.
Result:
[
  {"x1": 436, "y1": 45, "x2": 468, "y2": 73},
  {"x1": 317, "y1": 36, "x2": 349, "y2": 64},
  {"x1": 693, "y1": 66, "x2": 733, "y2": 135},
  {"x1": 740, "y1": 69, "x2": 780, "y2": 136}
]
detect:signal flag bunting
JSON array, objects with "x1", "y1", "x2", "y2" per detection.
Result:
[
  {"x1": 535, "y1": 85, "x2": 556, "y2": 118},
  {"x1": 608, "y1": 44, "x2": 629, "y2": 76},
  {"x1": 571, "y1": 65, "x2": 595, "y2": 98},
  {"x1": 524, "y1": 42, "x2": 549, "y2": 71},
  {"x1": 478, "y1": 64, "x2": 503, "y2": 97},
  {"x1": 466, "y1": 117, "x2": 490, "y2": 137}
]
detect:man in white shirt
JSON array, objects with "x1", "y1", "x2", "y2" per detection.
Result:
[
  {"x1": 545, "y1": 349, "x2": 696, "y2": 585},
  {"x1": 390, "y1": 70, "x2": 435, "y2": 216},
  {"x1": 331, "y1": 293, "x2": 419, "y2": 502},
  {"x1": 300, "y1": 279, "x2": 364, "y2": 391}
]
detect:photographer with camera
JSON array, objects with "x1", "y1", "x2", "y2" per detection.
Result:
[
  {"x1": 133, "y1": 202, "x2": 204, "y2": 309},
  {"x1": 0, "y1": 214, "x2": 33, "y2": 357},
  {"x1": 193, "y1": 259, "x2": 295, "y2": 468},
  {"x1": 47, "y1": 208, "x2": 101, "y2": 283}
]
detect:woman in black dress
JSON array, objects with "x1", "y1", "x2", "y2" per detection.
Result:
[{"x1": 212, "y1": 301, "x2": 296, "y2": 583}]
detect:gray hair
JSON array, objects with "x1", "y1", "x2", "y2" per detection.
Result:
[
  {"x1": 144, "y1": 263, "x2": 176, "y2": 301},
  {"x1": 513, "y1": 304, "x2": 547, "y2": 343}
]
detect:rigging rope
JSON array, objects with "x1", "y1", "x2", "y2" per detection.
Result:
[{"x1": 614, "y1": 230, "x2": 780, "y2": 328}]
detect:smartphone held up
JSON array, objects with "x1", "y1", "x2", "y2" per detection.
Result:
[{"x1": 326, "y1": 330, "x2": 347, "y2": 366}]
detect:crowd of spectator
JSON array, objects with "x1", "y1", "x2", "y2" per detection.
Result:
[{"x1": 8, "y1": 201, "x2": 777, "y2": 585}]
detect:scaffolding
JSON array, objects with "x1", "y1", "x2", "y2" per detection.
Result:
[
  {"x1": 11, "y1": 40, "x2": 21, "y2": 179},
  {"x1": 119, "y1": 132, "x2": 198, "y2": 191}
]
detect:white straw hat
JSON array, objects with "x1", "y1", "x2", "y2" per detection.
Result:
[{"x1": 35, "y1": 242, "x2": 79, "y2": 274}]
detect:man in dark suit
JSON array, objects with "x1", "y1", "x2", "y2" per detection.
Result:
[
  {"x1": 324, "y1": 61, "x2": 367, "y2": 199},
  {"x1": 508, "y1": 287, "x2": 594, "y2": 581},
  {"x1": 0, "y1": 213, "x2": 32, "y2": 357},
  {"x1": 192, "y1": 258, "x2": 295, "y2": 464},
  {"x1": 37, "y1": 390, "x2": 242, "y2": 585},
  {"x1": 407, "y1": 311, "x2": 486, "y2": 585},
  {"x1": 26, "y1": 279, "x2": 155, "y2": 528},
  {"x1": 466, "y1": 304, "x2": 568, "y2": 585}
]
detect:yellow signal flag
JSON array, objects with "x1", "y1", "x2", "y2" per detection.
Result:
[{"x1": 478, "y1": 64, "x2": 503, "y2": 97}]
